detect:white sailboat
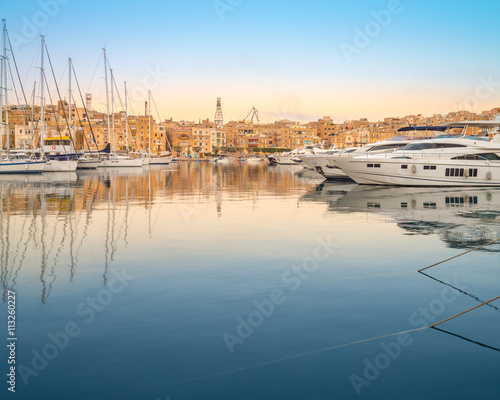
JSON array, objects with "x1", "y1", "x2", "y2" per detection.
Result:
[
  {"x1": 0, "y1": 20, "x2": 45, "y2": 174},
  {"x1": 38, "y1": 36, "x2": 77, "y2": 172},
  {"x1": 100, "y1": 49, "x2": 142, "y2": 168},
  {"x1": 67, "y1": 58, "x2": 100, "y2": 170},
  {"x1": 147, "y1": 91, "x2": 172, "y2": 165}
]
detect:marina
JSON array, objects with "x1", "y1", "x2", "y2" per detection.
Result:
[
  {"x1": 2, "y1": 1, "x2": 500, "y2": 399},
  {"x1": 1, "y1": 163, "x2": 499, "y2": 399}
]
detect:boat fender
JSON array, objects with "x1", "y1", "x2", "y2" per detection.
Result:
[
  {"x1": 411, "y1": 165, "x2": 417, "y2": 173},
  {"x1": 464, "y1": 169, "x2": 469, "y2": 178},
  {"x1": 487, "y1": 171, "x2": 492, "y2": 180}
]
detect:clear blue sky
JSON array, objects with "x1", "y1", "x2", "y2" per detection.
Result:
[{"x1": 1, "y1": 0, "x2": 500, "y2": 122}]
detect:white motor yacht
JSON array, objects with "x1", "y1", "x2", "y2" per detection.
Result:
[
  {"x1": 335, "y1": 122, "x2": 500, "y2": 186},
  {"x1": 309, "y1": 134, "x2": 429, "y2": 180},
  {"x1": 246, "y1": 157, "x2": 270, "y2": 165}
]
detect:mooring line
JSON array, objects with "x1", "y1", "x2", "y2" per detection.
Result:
[
  {"x1": 419, "y1": 238, "x2": 500, "y2": 272},
  {"x1": 430, "y1": 295, "x2": 500, "y2": 328},
  {"x1": 85, "y1": 327, "x2": 427, "y2": 400},
  {"x1": 86, "y1": 293, "x2": 500, "y2": 400}
]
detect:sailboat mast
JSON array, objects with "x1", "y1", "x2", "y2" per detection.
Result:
[
  {"x1": 110, "y1": 68, "x2": 115, "y2": 154},
  {"x1": 2, "y1": 19, "x2": 8, "y2": 155},
  {"x1": 68, "y1": 57, "x2": 72, "y2": 146},
  {"x1": 0, "y1": 20, "x2": 4, "y2": 156},
  {"x1": 148, "y1": 90, "x2": 151, "y2": 157},
  {"x1": 40, "y1": 35, "x2": 45, "y2": 156},
  {"x1": 103, "y1": 48, "x2": 110, "y2": 155},
  {"x1": 124, "y1": 81, "x2": 129, "y2": 153}
]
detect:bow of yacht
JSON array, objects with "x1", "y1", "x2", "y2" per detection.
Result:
[{"x1": 335, "y1": 122, "x2": 500, "y2": 186}]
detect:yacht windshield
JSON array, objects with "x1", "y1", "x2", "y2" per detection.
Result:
[
  {"x1": 452, "y1": 153, "x2": 500, "y2": 160},
  {"x1": 399, "y1": 142, "x2": 467, "y2": 151},
  {"x1": 366, "y1": 144, "x2": 405, "y2": 152}
]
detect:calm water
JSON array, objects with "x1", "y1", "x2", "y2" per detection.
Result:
[{"x1": 1, "y1": 163, "x2": 499, "y2": 400}]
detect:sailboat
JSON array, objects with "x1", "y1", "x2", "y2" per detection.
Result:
[
  {"x1": 147, "y1": 91, "x2": 172, "y2": 165},
  {"x1": 38, "y1": 36, "x2": 77, "y2": 172},
  {"x1": 100, "y1": 49, "x2": 142, "y2": 168},
  {"x1": 65, "y1": 58, "x2": 100, "y2": 170},
  {"x1": 0, "y1": 20, "x2": 45, "y2": 174}
]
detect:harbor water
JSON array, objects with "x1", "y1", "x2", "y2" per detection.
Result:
[{"x1": 1, "y1": 162, "x2": 499, "y2": 400}]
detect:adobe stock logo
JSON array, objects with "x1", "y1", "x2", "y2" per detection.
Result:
[
  {"x1": 340, "y1": 0, "x2": 404, "y2": 64},
  {"x1": 9, "y1": 0, "x2": 70, "y2": 51},
  {"x1": 213, "y1": 0, "x2": 244, "y2": 21}
]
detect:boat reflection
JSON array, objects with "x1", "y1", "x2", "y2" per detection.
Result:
[
  {"x1": 0, "y1": 168, "x2": 175, "y2": 303},
  {"x1": 1, "y1": 163, "x2": 321, "y2": 304},
  {"x1": 303, "y1": 184, "x2": 500, "y2": 251}
]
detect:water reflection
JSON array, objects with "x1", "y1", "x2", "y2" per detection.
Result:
[
  {"x1": 431, "y1": 326, "x2": 500, "y2": 352},
  {"x1": 302, "y1": 183, "x2": 500, "y2": 251},
  {"x1": 0, "y1": 167, "x2": 176, "y2": 303},
  {"x1": 3, "y1": 163, "x2": 500, "y2": 306},
  {"x1": 0, "y1": 163, "x2": 323, "y2": 304}
]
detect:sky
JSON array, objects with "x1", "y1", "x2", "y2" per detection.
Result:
[{"x1": 1, "y1": 0, "x2": 500, "y2": 123}]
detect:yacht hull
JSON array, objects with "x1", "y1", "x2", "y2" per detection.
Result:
[
  {"x1": 77, "y1": 160, "x2": 101, "y2": 169},
  {"x1": 101, "y1": 158, "x2": 143, "y2": 168},
  {"x1": 149, "y1": 158, "x2": 171, "y2": 165},
  {"x1": 44, "y1": 160, "x2": 78, "y2": 172},
  {"x1": 298, "y1": 155, "x2": 329, "y2": 170},
  {"x1": 336, "y1": 158, "x2": 500, "y2": 186},
  {"x1": 316, "y1": 164, "x2": 351, "y2": 180},
  {"x1": 0, "y1": 160, "x2": 45, "y2": 174},
  {"x1": 274, "y1": 156, "x2": 299, "y2": 165},
  {"x1": 246, "y1": 158, "x2": 270, "y2": 165}
]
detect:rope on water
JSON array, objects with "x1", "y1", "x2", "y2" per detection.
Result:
[
  {"x1": 430, "y1": 295, "x2": 500, "y2": 328},
  {"x1": 85, "y1": 326, "x2": 427, "y2": 400},
  {"x1": 419, "y1": 238, "x2": 500, "y2": 272}
]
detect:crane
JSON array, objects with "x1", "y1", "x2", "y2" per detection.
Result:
[{"x1": 244, "y1": 107, "x2": 260, "y2": 123}]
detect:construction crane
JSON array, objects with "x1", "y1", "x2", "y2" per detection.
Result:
[{"x1": 243, "y1": 107, "x2": 260, "y2": 123}]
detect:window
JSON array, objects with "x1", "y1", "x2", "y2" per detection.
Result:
[
  {"x1": 423, "y1": 202, "x2": 437, "y2": 209},
  {"x1": 400, "y1": 142, "x2": 467, "y2": 151},
  {"x1": 401, "y1": 165, "x2": 408, "y2": 169},
  {"x1": 366, "y1": 144, "x2": 405, "y2": 152},
  {"x1": 436, "y1": 143, "x2": 467, "y2": 149},
  {"x1": 423, "y1": 165, "x2": 437, "y2": 170},
  {"x1": 445, "y1": 168, "x2": 465, "y2": 177},
  {"x1": 453, "y1": 153, "x2": 500, "y2": 161},
  {"x1": 401, "y1": 202, "x2": 408, "y2": 208},
  {"x1": 445, "y1": 196, "x2": 478, "y2": 206}
]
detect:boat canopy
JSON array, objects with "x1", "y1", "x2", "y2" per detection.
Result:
[
  {"x1": 398, "y1": 126, "x2": 447, "y2": 132},
  {"x1": 44, "y1": 136, "x2": 71, "y2": 141},
  {"x1": 440, "y1": 121, "x2": 500, "y2": 129}
]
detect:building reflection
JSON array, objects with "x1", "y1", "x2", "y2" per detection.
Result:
[{"x1": 0, "y1": 163, "x2": 323, "y2": 304}]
